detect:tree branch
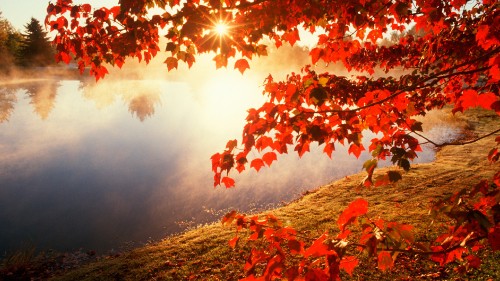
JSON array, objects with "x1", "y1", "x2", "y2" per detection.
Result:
[
  {"x1": 411, "y1": 127, "x2": 500, "y2": 148},
  {"x1": 307, "y1": 46, "x2": 500, "y2": 115}
]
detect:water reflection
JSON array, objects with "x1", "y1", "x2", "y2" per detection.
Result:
[
  {"x1": 79, "y1": 80, "x2": 162, "y2": 122},
  {"x1": 0, "y1": 87, "x2": 16, "y2": 122},
  {"x1": 25, "y1": 82, "x2": 59, "y2": 120},
  {"x1": 0, "y1": 78, "x2": 462, "y2": 255}
]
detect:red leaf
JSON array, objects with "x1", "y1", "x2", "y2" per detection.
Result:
[
  {"x1": 262, "y1": 152, "x2": 277, "y2": 167},
  {"x1": 367, "y1": 29, "x2": 382, "y2": 44},
  {"x1": 305, "y1": 269, "x2": 330, "y2": 280},
  {"x1": 377, "y1": 251, "x2": 394, "y2": 271},
  {"x1": 309, "y1": 48, "x2": 323, "y2": 65},
  {"x1": 282, "y1": 29, "x2": 300, "y2": 46},
  {"x1": 304, "y1": 233, "x2": 336, "y2": 257},
  {"x1": 250, "y1": 158, "x2": 265, "y2": 172},
  {"x1": 287, "y1": 239, "x2": 304, "y2": 255},
  {"x1": 226, "y1": 139, "x2": 238, "y2": 150},
  {"x1": 488, "y1": 225, "x2": 500, "y2": 251},
  {"x1": 348, "y1": 143, "x2": 364, "y2": 158},
  {"x1": 165, "y1": 57, "x2": 178, "y2": 71},
  {"x1": 489, "y1": 56, "x2": 500, "y2": 82},
  {"x1": 476, "y1": 25, "x2": 489, "y2": 47},
  {"x1": 337, "y1": 198, "x2": 369, "y2": 231},
  {"x1": 221, "y1": 177, "x2": 235, "y2": 188},
  {"x1": 57, "y1": 52, "x2": 71, "y2": 64},
  {"x1": 213, "y1": 54, "x2": 228, "y2": 69},
  {"x1": 228, "y1": 236, "x2": 239, "y2": 248},
  {"x1": 295, "y1": 141, "x2": 310, "y2": 158},
  {"x1": 340, "y1": 256, "x2": 359, "y2": 276},
  {"x1": 110, "y1": 6, "x2": 121, "y2": 17},
  {"x1": 234, "y1": 58, "x2": 250, "y2": 74},
  {"x1": 323, "y1": 142, "x2": 335, "y2": 158},
  {"x1": 459, "y1": 90, "x2": 498, "y2": 110},
  {"x1": 466, "y1": 255, "x2": 481, "y2": 269},
  {"x1": 221, "y1": 210, "x2": 237, "y2": 225},
  {"x1": 478, "y1": 92, "x2": 498, "y2": 110},
  {"x1": 488, "y1": 148, "x2": 499, "y2": 163},
  {"x1": 81, "y1": 3, "x2": 92, "y2": 13}
]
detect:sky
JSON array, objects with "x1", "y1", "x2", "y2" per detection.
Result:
[{"x1": 0, "y1": 0, "x2": 119, "y2": 31}]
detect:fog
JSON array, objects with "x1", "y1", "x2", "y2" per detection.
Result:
[{"x1": 0, "y1": 45, "x2": 465, "y2": 254}]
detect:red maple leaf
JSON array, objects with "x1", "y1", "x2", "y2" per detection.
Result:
[
  {"x1": 348, "y1": 143, "x2": 365, "y2": 158},
  {"x1": 262, "y1": 152, "x2": 277, "y2": 167},
  {"x1": 340, "y1": 256, "x2": 359, "y2": 276},
  {"x1": 337, "y1": 198, "x2": 369, "y2": 231},
  {"x1": 377, "y1": 251, "x2": 394, "y2": 271},
  {"x1": 221, "y1": 177, "x2": 235, "y2": 188},
  {"x1": 234, "y1": 58, "x2": 250, "y2": 74},
  {"x1": 250, "y1": 158, "x2": 265, "y2": 171}
]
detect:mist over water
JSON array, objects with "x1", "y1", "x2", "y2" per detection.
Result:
[{"x1": 0, "y1": 51, "x2": 464, "y2": 255}]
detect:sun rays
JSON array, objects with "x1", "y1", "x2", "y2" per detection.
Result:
[{"x1": 214, "y1": 21, "x2": 229, "y2": 36}]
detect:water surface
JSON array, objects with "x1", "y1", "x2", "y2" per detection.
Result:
[{"x1": 0, "y1": 74, "x2": 460, "y2": 254}]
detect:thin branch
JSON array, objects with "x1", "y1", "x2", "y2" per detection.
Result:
[{"x1": 412, "y1": 127, "x2": 500, "y2": 148}]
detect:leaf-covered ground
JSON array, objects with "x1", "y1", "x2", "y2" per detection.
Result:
[{"x1": 2, "y1": 108, "x2": 499, "y2": 280}]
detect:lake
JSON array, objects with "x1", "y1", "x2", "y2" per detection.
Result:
[{"x1": 0, "y1": 67, "x2": 462, "y2": 255}]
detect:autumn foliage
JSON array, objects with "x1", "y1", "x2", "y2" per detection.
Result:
[{"x1": 46, "y1": 0, "x2": 499, "y2": 280}]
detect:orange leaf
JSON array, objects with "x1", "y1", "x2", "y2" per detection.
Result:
[
  {"x1": 213, "y1": 54, "x2": 227, "y2": 69},
  {"x1": 262, "y1": 152, "x2": 277, "y2": 167},
  {"x1": 164, "y1": 57, "x2": 178, "y2": 71},
  {"x1": 234, "y1": 58, "x2": 250, "y2": 74},
  {"x1": 377, "y1": 251, "x2": 394, "y2": 271},
  {"x1": 250, "y1": 158, "x2": 265, "y2": 172}
]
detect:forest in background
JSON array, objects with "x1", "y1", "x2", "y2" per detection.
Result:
[{"x1": 0, "y1": 12, "x2": 55, "y2": 73}]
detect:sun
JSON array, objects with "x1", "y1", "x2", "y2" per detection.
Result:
[{"x1": 214, "y1": 21, "x2": 229, "y2": 36}]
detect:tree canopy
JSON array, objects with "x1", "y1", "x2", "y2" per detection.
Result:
[{"x1": 45, "y1": 0, "x2": 499, "y2": 280}]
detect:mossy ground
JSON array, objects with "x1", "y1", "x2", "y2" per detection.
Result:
[{"x1": 2, "y1": 108, "x2": 499, "y2": 280}]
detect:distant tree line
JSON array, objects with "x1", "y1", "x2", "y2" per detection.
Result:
[{"x1": 0, "y1": 12, "x2": 55, "y2": 73}]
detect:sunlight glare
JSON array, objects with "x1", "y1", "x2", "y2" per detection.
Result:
[{"x1": 214, "y1": 21, "x2": 229, "y2": 36}]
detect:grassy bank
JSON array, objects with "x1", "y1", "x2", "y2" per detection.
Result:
[{"x1": 4, "y1": 108, "x2": 500, "y2": 280}]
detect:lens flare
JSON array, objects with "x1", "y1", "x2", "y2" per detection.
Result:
[{"x1": 214, "y1": 21, "x2": 228, "y2": 36}]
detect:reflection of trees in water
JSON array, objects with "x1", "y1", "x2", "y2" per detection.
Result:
[
  {"x1": 128, "y1": 94, "x2": 161, "y2": 121},
  {"x1": 0, "y1": 87, "x2": 17, "y2": 122},
  {"x1": 23, "y1": 82, "x2": 59, "y2": 120},
  {"x1": 80, "y1": 80, "x2": 162, "y2": 122},
  {"x1": 1, "y1": 79, "x2": 162, "y2": 122}
]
